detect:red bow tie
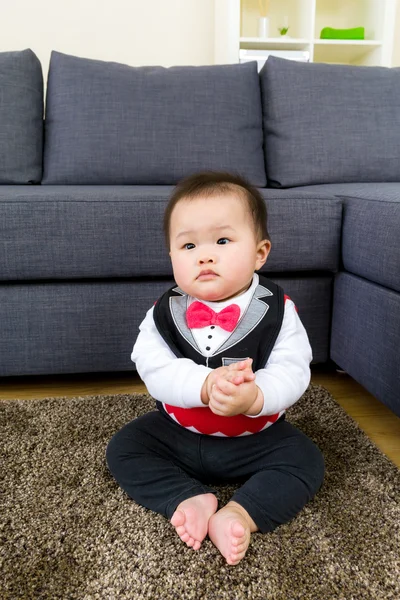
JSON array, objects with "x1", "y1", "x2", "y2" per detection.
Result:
[{"x1": 186, "y1": 301, "x2": 240, "y2": 332}]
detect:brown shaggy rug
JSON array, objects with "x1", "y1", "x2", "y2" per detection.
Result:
[{"x1": 1, "y1": 385, "x2": 399, "y2": 600}]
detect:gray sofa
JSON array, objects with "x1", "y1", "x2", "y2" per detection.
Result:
[{"x1": 0, "y1": 49, "x2": 399, "y2": 417}]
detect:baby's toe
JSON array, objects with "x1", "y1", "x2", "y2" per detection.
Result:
[
  {"x1": 175, "y1": 524, "x2": 186, "y2": 537},
  {"x1": 233, "y1": 541, "x2": 248, "y2": 554},
  {"x1": 231, "y1": 521, "x2": 245, "y2": 538},
  {"x1": 171, "y1": 509, "x2": 185, "y2": 528}
]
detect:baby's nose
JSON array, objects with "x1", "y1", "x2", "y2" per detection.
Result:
[{"x1": 198, "y1": 255, "x2": 215, "y2": 265}]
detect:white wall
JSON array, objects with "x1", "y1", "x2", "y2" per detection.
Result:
[
  {"x1": 392, "y1": 0, "x2": 400, "y2": 66},
  {"x1": 0, "y1": 0, "x2": 215, "y2": 82},
  {"x1": 1, "y1": 0, "x2": 399, "y2": 72}
]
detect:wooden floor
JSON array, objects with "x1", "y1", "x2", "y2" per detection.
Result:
[{"x1": 1, "y1": 366, "x2": 399, "y2": 468}]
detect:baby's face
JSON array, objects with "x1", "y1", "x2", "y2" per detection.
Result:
[{"x1": 169, "y1": 193, "x2": 270, "y2": 302}]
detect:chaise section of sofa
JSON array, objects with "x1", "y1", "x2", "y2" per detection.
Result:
[{"x1": 299, "y1": 183, "x2": 400, "y2": 416}]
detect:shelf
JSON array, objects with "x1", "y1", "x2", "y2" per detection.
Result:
[
  {"x1": 313, "y1": 40, "x2": 382, "y2": 46},
  {"x1": 240, "y1": 37, "x2": 310, "y2": 51},
  {"x1": 314, "y1": 0, "x2": 389, "y2": 43},
  {"x1": 214, "y1": 0, "x2": 397, "y2": 66}
]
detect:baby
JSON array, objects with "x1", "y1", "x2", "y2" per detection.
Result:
[{"x1": 107, "y1": 171, "x2": 324, "y2": 565}]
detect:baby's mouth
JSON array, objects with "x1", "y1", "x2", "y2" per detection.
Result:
[{"x1": 197, "y1": 270, "x2": 218, "y2": 280}]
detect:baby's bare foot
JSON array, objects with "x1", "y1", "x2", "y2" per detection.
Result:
[
  {"x1": 170, "y1": 493, "x2": 218, "y2": 550},
  {"x1": 208, "y1": 501, "x2": 257, "y2": 565}
]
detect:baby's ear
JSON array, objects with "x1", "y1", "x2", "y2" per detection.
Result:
[{"x1": 256, "y1": 239, "x2": 271, "y2": 267}]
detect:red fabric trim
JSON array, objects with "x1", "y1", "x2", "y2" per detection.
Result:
[{"x1": 164, "y1": 404, "x2": 280, "y2": 436}]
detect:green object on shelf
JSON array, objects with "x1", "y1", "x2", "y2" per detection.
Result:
[{"x1": 320, "y1": 26, "x2": 365, "y2": 40}]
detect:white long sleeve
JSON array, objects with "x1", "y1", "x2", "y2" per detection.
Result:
[
  {"x1": 131, "y1": 298, "x2": 312, "y2": 414},
  {"x1": 253, "y1": 299, "x2": 312, "y2": 416},
  {"x1": 131, "y1": 306, "x2": 212, "y2": 408}
]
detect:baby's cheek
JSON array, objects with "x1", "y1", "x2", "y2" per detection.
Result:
[{"x1": 171, "y1": 260, "x2": 189, "y2": 287}]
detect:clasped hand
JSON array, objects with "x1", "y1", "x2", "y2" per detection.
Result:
[{"x1": 205, "y1": 358, "x2": 261, "y2": 417}]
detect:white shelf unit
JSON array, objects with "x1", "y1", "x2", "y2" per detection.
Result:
[{"x1": 214, "y1": 0, "x2": 397, "y2": 67}]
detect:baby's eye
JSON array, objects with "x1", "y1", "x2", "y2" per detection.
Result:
[
  {"x1": 217, "y1": 238, "x2": 230, "y2": 245},
  {"x1": 183, "y1": 243, "x2": 195, "y2": 250}
]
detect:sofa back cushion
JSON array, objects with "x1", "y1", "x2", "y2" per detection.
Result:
[
  {"x1": 42, "y1": 51, "x2": 266, "y2": 186},
  {"x1": 260, "y1": 57, "x2": 400, "y2": 187},
  {"x1": 0, "y1": 49, "x2": 43, "y2": 184}
]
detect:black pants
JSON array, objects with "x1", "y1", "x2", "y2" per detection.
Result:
[{"x1": 106, "y1": 409, "x2": 324, "y2": 533}]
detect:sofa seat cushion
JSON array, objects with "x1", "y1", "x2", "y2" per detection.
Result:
[
  {"x1": 0, "y1": 186, "x2": 342, "y2": 281},
  {"x1": 42, "y1": 51, "x2": 266, "y2": 186},
  {"x1": 0, "y1": 49, "x2": 43, "y2": 184},
  {"x1": 298, "y1": 183, "x2": 400, "y2": 293}
]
